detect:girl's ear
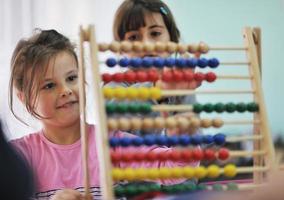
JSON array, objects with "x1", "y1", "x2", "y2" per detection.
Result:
[{"x1": 17, "y1": 91, "x2": 25, "y2": 103}]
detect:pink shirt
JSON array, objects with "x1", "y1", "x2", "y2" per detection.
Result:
[{"x1": 11, "y1": 124, "x2": 199, "y2": 199}]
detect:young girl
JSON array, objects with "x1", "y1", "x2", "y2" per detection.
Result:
[
  {"x1": 9, "y1": 29, "x2": 199, "y2": 200},
  {"x1": 110, "y1": 0, "x2": 201, "y2": 135}
]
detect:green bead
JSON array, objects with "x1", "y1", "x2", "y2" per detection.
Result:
[
  {"x1": 139, "y1": 103, "x2": 152, "y2": 114},
  {"x1": 212, "y1": 184, "x2": 223, "y2": 191},
  {"x1": 161, "y1": 185, "x2": 174, "y2": 193},
  {"x1": 172, "y1": 184, "x2": 185, "y2": 193},
  {"x1": 148, "y1": 184, "x2": 161, "y2": 192},
  {"x1": 137, "y1": 185, "x2": 149, "y2": 193},
  {"x1": 106, "y1": 103, "x2": 116, "y2": 114},
  {"x1": 128, "y1": 103, "x2": 140, "y2": 113},
  {"x1": 116, "y1": 103, "x2": 128, "y2": 113},
  {"x1": 227, "y1": 182, "x2": 239, "y2": 191},
  {"x1": 196, "y1": 183, "x2": 207, "y2": 191},
  {"x1": 125, "y1": 185, "x2": 138, "y2": 196},
  {"x1": 214, "y1": 103, "x2": 225, "y2": 113},
  {"x1": 184, "y1": 182, "x2": 197, "y2": 192},
  {"x1": 236, "y1": 102, "x2": 247, "y2": 112},
  {"x1": 193, "y1": 103, "x2": 203, "y2": 113},
  {"x1": 203, "y1": 103, "x2": 214, "y2": 113},
  {"x1": 247, "y1": 102, "x2": 259, "y2": 112},
  {"x1": 114, "y1": 186, "x2": 126, "y2": 197},
  {"x1": 225, "y1": 102, "x2": 236, "y2": 113}
]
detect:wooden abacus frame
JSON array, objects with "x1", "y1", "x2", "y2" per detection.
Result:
[{"x1": 78, "y1": 25, "x2": 275, "y2": 200}]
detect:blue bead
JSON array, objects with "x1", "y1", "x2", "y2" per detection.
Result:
[
  {"x1": 213, "y1": 133, "x2": 226, "y2": 145},
  {"x1": 119, "y1": 58, "x2": 130, "y2": 67},
  {"x1": 142, "y1": 57, "x2": 153, "y2": 68},
  {"x1": 186, "y1": 58, "x2": 198, "y2": 68},
  {"x1": 197, "y1": 58, "x2": 208, "y2": 68},
  {"x1": 168, "y1": 136, "x2": 179, "y2": 146},
  {"x1": 132, "y1": 137, "x2": 144, "y2": 146},
  {"x1": 153, "y1": 57, "x2": 165, "y2": 68},
  {"x1": 191, "y1": 135, "x2": 203, "y2": 145},
  {"x1": 179, "y1": 134, "x2": 191, "y2": 146},
  {"x1": 175, "y1": 58, "x2": 187, "y2": 68},
  {"x1": 156, "y1": 135, "x2": 168, "y2": 146},
  {"x1": 164, "y1": 57, "x2": 176, "y2": 67},
  {"x1": 106, "y1": 58, "x2": 117, "y2": 67},
  {"x1": 208, "y1": 58, "x2": 220, "y2": 68},
  {"x1": 130, "y1": 57, "x2": 142, "y2": 68},
  {"x1": 202, "y1": 135, "x2": 214, "y2": 144},
  {"x1": 144, "y1": 135, "x2": 156, "y2": 146},
  {"x1": 109, "y1": 137, "x2": 120, "y2": 147},
  {"x1": 120, "y1": 137, "x2": 132, "y2": 147}
]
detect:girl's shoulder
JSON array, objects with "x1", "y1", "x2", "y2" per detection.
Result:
[{"x1": 11, "y1": 131, "x2": 42, "y2": 147}]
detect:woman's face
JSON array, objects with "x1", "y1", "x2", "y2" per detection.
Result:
[{"x1": 123, "y1": 12, "x2": 171, "y2": 57}]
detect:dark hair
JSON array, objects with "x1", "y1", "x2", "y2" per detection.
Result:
[
  {"x1": 113, "y1": 0, "x2": 180, "y2": 42},
  {"x1": 9, "y1": 29, "x2": 78, "y2": 121}
]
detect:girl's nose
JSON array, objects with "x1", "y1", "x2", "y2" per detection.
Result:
[{"x1": 61, "y1": 87, "x2": 72, "y2": 97}]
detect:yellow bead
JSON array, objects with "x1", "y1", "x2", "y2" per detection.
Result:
[
  {"x1": 149, "y1": 87, "x2": 162, "y2": 100},
  {"x1": 114, "y1": 87, "x2": 127, "y2": 100},
  {"x1": 207, "y1": 165, "x2": 220, "y2": 178},
  {"x1": 103, "y1": 87, "x2": 114, "y2": 99},
  {"x1": 112, "y1": 168, "x2": 123, "y2": 181},
  {"x1": 127, "y1": 87, "x2": 138, "y2": 100},
  {"x1": 135, "y1": 168, "x2": 147, "y2": 180},
  {"x1": 183, "y1": 167, "x2": 194, "y2": 179},
  {"x1": 138, "y1": 87, "x2": 150, "y2": 100},
  {"x1": 147, "y1": 168, "x2": 160, "y2": 180},
  {"x1": 159, "y1": 168, "x2": 171, "y2": 179},
  {"x1": 171, "y1": 167, "x2": 183, "y2": 178},
  {"x1": 194, "y1": 166, "x2": 207, "y2": 179},
  {"x1": 123, "y1": 168, "x2": 136, "y2": 181},
  {"x1": 224, "y1": 164, "x2": 237, "y2": 178}
]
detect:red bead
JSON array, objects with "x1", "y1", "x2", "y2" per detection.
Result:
[
  {"x1": 148, "y1": 69, "x2": 159, "y2": 82},
  {"x1": 135, "y1": 152, "x2": 146, "y2": 161},
  {"x1": 172, "y1": 70, "x2": 184, "y2": 82},
  {"x1": 183, "y1": 70, "x2": 194, "y2": 81},
  {"x1": 194, "y1": 72, "x2": 205, "y2": 82},
  {"x1": 218, "y1": 148, "x2": 230, "y2": 160},
  {"x1": 158, "y1": 151, "x2": 170, "y2": 161},
  {"x1": 162, "y1": 71, "x2": 173, "y2": 82},
  {"x1": 192, "y1": 148, "x2": 204, "y2": 161},
  {"x1": 181, "y1": 150, "x2": 192, "y2": 161},
  {"x1": 205, "y1": 72, "x2": 217, "y2": 82},
  {"x1": 147, "y1": 152, "x2": 158, "y2": 161},
  {"x1": 170, "y1": 151, "x2": 182, "y2": 161},
  {"x1": 113, "y1": 72, "x2": 125, "y2": 82},
  {"x1": 102, "y1": 73, "x2": 113, "y2": 83},
  {"x1": 204, "y1": 149, "x2": 216, "y2": 161},
  {"x1": 121, "y1": 151, "x2": 134, "y2": 162},
  {"x1": 111, "y1": 151, "x2": 121, "y2": 163},
  {"x1": 136, "y1": 71, "x2": 148, "y2": 82},
  {"x1": 124, "y1": 71, "x2": 136, "y2": 83}
]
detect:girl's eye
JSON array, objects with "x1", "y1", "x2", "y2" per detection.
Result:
[
  {"x1": 126, "y1": 34, "x2": 140, "y2": 41},
  {"x1": 67, "y1": 75, "x2": 78, "y2": 82},
  {"x1": 151, "y1": 31, "x2": 162, "y2": 37},
  {"x1": 42, "y1": 82, "x2": 55, "y2": 90}
]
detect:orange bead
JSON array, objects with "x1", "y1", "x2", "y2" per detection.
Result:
[
  {"x1": 177, "y1": 44, "x2": 187, "y2": 54},
  {"x1": 177, "y1": 117, "x2": 190, "y2": 131},
  {"x1": 143, "y1": 42, "x2": 155, "y2": 53},
  {"x1": 165, "y1": 117, "x2": 177, "y2": 129},
  {"x1": 201, "y1": 118, "x2": 212, "y2": 128},
  {"x1": 212, "y1": 118, "x2": 224, "y2": 128},
  {"x1": 166, "y1": 41, "x2": 178, "y2": 53},
  {"x1": 118, "y1": 118, "x2": 131, "y2": 131},
  {"x1": 198, "y1": 42, "x2": 209, "y2": 53},
  {"x1": 133, "y1": 41, "x2": 143, "y2": 52},
  {"x1": 190, "y1": 117, "x2": 201, "y2": 128},
  {"x1": 155, "y1": 41, "x2": 166, "y2": 52},
  {"x1": 120, "y1": 41, "x2": 133, "y2": 52},
  {"x1": 154, "y1": 117, "x2": 166, "y2": 129},
  {"x1": 107, "y1": 118, "x2": 118, "y2": 131},
  {"x1": 187, "y1": 43, "x2": 199, "y2": 54},
  {"x1": 130, "y1": 117, "x2": 142, "y2": 130},
  {"x1": 98, "y1": 42, "x2": 109, "y2": 52},
  {"x1": 109, "y1": 41, "x2": 121, "y2": 52},
  {"x1": 142, "y1": 118, "x2": 154, "y2": 130}
]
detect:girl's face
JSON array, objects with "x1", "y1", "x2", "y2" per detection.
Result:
[
  {"x1": 123, "y1": 12, "x2": 170, "y2": 57},
  {"x1": 33, "y1": 51, "x2": 79, "y2": 127}
]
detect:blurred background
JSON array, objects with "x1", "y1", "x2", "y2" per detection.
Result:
[{"x1": 0, "y1": 0, "x2": 283, "y2": 147}]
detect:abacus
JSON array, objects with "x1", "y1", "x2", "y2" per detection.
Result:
[{"x1": 78, "y1": 25, "x2": 275, "y2": 199}]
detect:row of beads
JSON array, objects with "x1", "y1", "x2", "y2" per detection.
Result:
[
  {"x1": 106, "y1": 57, "x2": 219, "y2": 68},
  {"x1": 109, "y1": 134, "x2": 226, "y2": 147},
  {"x1": 193, "y1": 102, "x2": 259, "y2": 113},
  {"x1": 99, "y1": 41, "x2": 209, "y2": 54},
  {"x1": 102, "y1": 70, "x2": 217, "y2": 83},
  {"x1": 105, "y1": 102, "x2": 258, "y2": 115},
  {"x1": 103, "y1": 87, "x2": 162, "y2": 100},
  {"x1": 111, "y1": 148, "x2": 230, "y2": 162},
  {"x1": 112, "y1": 164, "x2": 237, "y2": 181},
  {"x1": 115, "y1": 182, "x2": 238, "y2": 197},
  {"x1": 107, "y1": 117, "x2": 224, "y2": 131}
]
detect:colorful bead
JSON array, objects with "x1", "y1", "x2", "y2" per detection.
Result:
[
  {"x1": 183, "y1": 70, "x2": 194, "y2": 81},
  {"x1": 127, "y1": 88, "x2": 138, "y2": 99},
  {"x1": 147, "y1": 168, "x2": 160, "y2": 179},
  {"x1": 212, "y1": 118, "x2": 224, "y2": 128},
  {"x1": 124, "y1": 168, "x2": 136, "y2": 181},
  {"x1": 102, "y1": 73, "x2": 112, "y2": 83},
  {"x1": 186, "y1": 58, "x2": 198, "y2": 68},
  {"x1": 188, "y1": 44, "x2": 199, "y2": 54},
  {"x1": 192, "y1": 149, "x2": 204, "y2": 160},
  {"x1": 236, "y1": 102, "x2": 247, "y2": 112},
  {"x1": 208, "y1": 58, "x2": 220, "y2": 68},
  {"x1": 198, "y1": 42, "x2": 209, "y2": 53},
  {"x1": 162, "y1": 70, "x2": 173, "y2": 82},
  {"x1": 112, "y1": 168, "x2": 123, "y2": 181},
  {"x1": 218, "y1": 148, "x2": 230, "y2": 160},
  {"x1": 130, "y1": 117, "x2": 142, "y2": 130},
  {"x1": 135, "y1": 168, "x2": 147, "y2": 180},
  {"x1": 194, "y1": 166, "x2": 207, "y2": 179},
  {"x1": 171, "y1": 167, "x2": 183, "y2": 178},
  {"x1": 227, "y1": 182, "x2": 239, "y2": 191},
  {"x1": 203, "y1": 103, "x2": 214, "y2": 113},
  {"x1": 225, "y1": 102, "x2": 236, "y2": 113},
  {"x1": 124, "y1": 71, "x2": 136, "y2": 83},
  {"x1": 204, "y1": 149, "x2": 216, "y2": 161},
  {"x1": 247, "y1": 102, "x2": 259, "y2": 112},
  {"x1": 223, "y1": 164, "x2": 237, "y2": 177},
  {"x1": 103, "y1": 88, "x2": 114, "y2": 99},
  {"x1": 116, "y1": 103, "x2": 127, "y2": 113},
  {"x1": 154, "y1": 117, "x2": 165, "y2": 129},
  {"x1": 194, "y1": 72, "x2": 205, "y2": 82},
  {"x1": 214, "y1": 103, "x2": 225, "y2": 113},
  {"x1": 205, "y1": 72, "x2": 217, "y2": 82},
  {"x1": 176, "y1": 58, "x2": 187, "y2": 68},
  {"x1": 119, "y1": 57, "x2": 130, "y2": 67},
  {"x1": 172, "y1": 70, "x2": 184, "y2": 81},
  {"x1": 164, "y1": 57, "x2": 176, "y2": 67},
  {"x1": 153, "y1": 57, "x2": 165, "y2": 68},
  {"x1": 138, "y1": 87, "x2": 150, "y2": 100},
  {"x1": 159, "y1": 168, "x2": 172, "y2": 179},
  {"x1": 191, "y1": 135, "x2": 203, "y2": 145},
  {"x1": 106, "y1": 103, "x2": 116, "y2": 114},
  {"x1": 142, "y1": 57, "x2": 153, "y2": 68},
  {"x1": 179, "y1": 134, "x2": 191, "y2": 146},
  {"x1": 130, "y1": 57, "x2": 142, "y2": 68},
  {"x1": 193, "y1": 103, "x2": 203, "y2": 113},
  {"x1": 197, "y1": 58, "x2": 208, "y2": 68},
  {"x1": 183, "y1": 167, "x2": 194, "y2": 179},
  {"x1": 207, "y1": 165, "x2": 220, "y2": 178},
  {"x1": 201, "y1": 118, "x2": 212, "y2": 128},
  {"x1": 139, "y1": 103, "x2": 152, "y2": 114},
  {"x1": 213, "y1": 133, "x2": 226, "y2": 145},
  {"x1": 203, "y1": 135, "x2": 214, "y2": 144},
  {"x1": 106, "y1": 58, "x2": 117, "y2": 67},
  {"x1": 148, "y1": 69, "x2": 159, "y2": 82},
  {"x1": 212, "y1": 184, "x2": 223, "y2": 191},
  {"x1": 136, "y1": 71, "x2": 148, "y2": 82},
  {"x1": 114, "y1": 87, "x2": 127, "y2": 99}
]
